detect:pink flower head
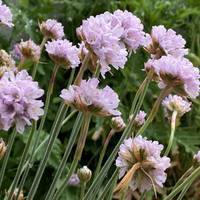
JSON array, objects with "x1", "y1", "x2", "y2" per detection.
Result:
[
  {"x1": 0, "y1": 2, "x2": 13, "y2": 27},
  {"x1": 39, "y1": 19, "x2": 64, "y2": 39},
  {"x1": 67, "y1": 174, "x2": 80, "y2": 186},
  {"x1": 60, "y1": 78, "x2": 121, "y2": 116},
  {"x1": 77, "y1": 11, "x2": 128, "y2": 77},
  {"x1": 45, "y1": 39, "x2": 80, "y2": 68},
  {"x1": 18, "y1": 40, "x2": 41, "y2": 63},
  {"x1": 162, "y1": 95, "x2": 191, "y2": 117},
  {"x1": 194, "y1": 151, "x2": 200, "y2": 163},
  {"x1": 145, "y1": 56, "x2": 200, "y2": 98},
  {"x1": 0, "y1": 70, "x2": 44, "y2": 133},
  {"x1": 113, "y1": 10, "x2": 145, "y2": 51},
  {"x1": 133, "y1": 110, "x2": 147, "y2": 126},
  {"x1": 116, "y1": 136, "x2": 170, "y2": 192},
  {"x1": 144, "y1": 25, "x2": 188, "y2": 59}
]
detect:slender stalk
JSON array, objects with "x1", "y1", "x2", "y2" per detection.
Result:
[
  {"x1": 6, "y1": 123, "x2": 36, "y2": 200},
  {"x1": 120, "y1": 191, "x2": 126, "y2": 200},
  {"x1": 80, "y1": 182, "x2": 86, "y2": 200},
  {"x1": 44, "y1": 112, "x2": 83, "y2": 200},
  {"x1": 83, "y1": 75, "x2": 152, "y2": 200},
  {"x1": 94, "y1": 129, "x2": 115, "y2": 179},
  {"x1": 17, "y1": 69, "x2": 75, "y2": 192},
  {"x1": 176, "y1": 176, "x2": 195, "y2": 200},
  {"x1": 74, "y1": 52, "x2": 91, "y2": 85},
  {"x1": 0, "y1": 129, "x2": 17, "y2": 189},
  {"x1": 61, "y1": 110, "x2": 77, "y2": 126},
  {"x1": 97, "y1": 169, "x2": 119, "y2": 200},
  {"x1": 52, "y1": 113, "x2": 91, "y2": 200},
  {"x1": 27, "y1": 104, "x2": 68, "y2": 200},
  {"x1": 164, "y1": 110, "x2": 177, "y2": 156},
  {"x1": 136, "y1": 86, "x2": 172, "y2": 136},
  {"x1": 173, "y1": 166, "x2": 193, "y2": 189},
  {"x1": 164, "y1": 166, "x2": 200, "y2": 200},
  {"x1": 32, "y1": 37, "x2": 47, "y2": 79}
]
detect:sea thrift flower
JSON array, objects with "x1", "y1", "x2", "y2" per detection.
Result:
[
  {"x1": 162, "y1": 95, "x2": 191, "y2": 117},
  {"x1": 77, "y1": 166, "x2": 92, "y2": 183},
  {"x1": 116, "y1": 136, "x2": 170, "y2": 192},
  {"x1": 133, "y1": 110, "x2": 147, "y2": 126},
  {"x1": 111, "y1": 116, "x2": 126, "y2": 132},
  {"x1": 67, "y1": 174, "x2": 80, "y2": 186},
  {"x1": 18, "y1": 40, "x2": 41, "y2": 63},
  {"x1": 45, "y1": 39, "x2": 80, "y2": 68},
  {"x1": 113, "y1": 10, "x2": 145, "y2": 51},
  {"x1": 39, "y1": 19, "x2": 64, "y2": 39},
  {"x1": 145, "y1": 56, "x2": 200, "y2": 98},
  {"x1": 0, "y1": 138, "x2": 7, "y2": 160},
  {"x1": 144, "y1": 25, "x2": 188, "y2": 59},
  {"x1": 77, "y1": 11, "x2": 128, "y2": 77},
  {"x1": 193, "y1": 151, "x2": 200, "y2": 163},
  {"x1": 0, "y1": 1, "x2": 13, "y2": 27},
  {"x1": 60, "y1": 78, "x2": 121, "y2": 116},
  {"x1": 0, "y1": 70, "x2": 44, "y2": 133}
]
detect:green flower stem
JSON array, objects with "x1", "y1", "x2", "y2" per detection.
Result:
[
  {"x1": 0, "y1": 129, "x2": 17, "y2": 189},
  {"x1": 164, "y1": 110, "x2": 177, "y2": 156},
  {"x1": 52, "y1": 113, "x2": 91, "y2": 200},
  {"x1": 176, "y1": 176, "x2": 195, "y2": 200},
  {"x1": 164, "y1": 166, "x2": 200, "y2": 200},
  {"x1": 27, "y1": 103, "x2": 68, "y2": 200},
  {"x1": 74, "y1": 52, "x2": 91, "y2": 85},
  {"x1": 97, "y1": 169, "x2": 119, "y2": 200},
  {"x1": 6, "y1": 122, "x2": 36, "y2": 200},
  {"x1": 120, "y1": 191, "x2": 126, "y2": 200},
  {"x1": 17, "y1": 69, "x2": 75, "y2": 192},
  {"x1": 61, "y1": 110, "x2": 77, "y2": 126},
  {"x1": 80, "y1": 182, "x2": 86, "y2": 200},
  {"x1": 136, "y1": 86, "x2": 172, "y2": 136},
  {"x1": 173, "y1": 166, "x2": 193, "y2": 189},
  {"x1": 94, "y1": 129, "x2": 116, "y2": 179},
  {"x1": 44, "y1": 112, "x2": 83, "y2": 200},
  {"x1": 32, "y1": 36, "x2": 48, "y2": 79},
  {"x1": 83, "y1": 75, "x2": 152, "y2": 200}
]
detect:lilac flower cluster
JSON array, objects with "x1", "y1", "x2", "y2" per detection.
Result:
[
  {"x1": 134, "y1": 110, "x2": 147, "y2": 126},
  {"x1": 0, "y1": 70, "x2": 44, "y2": 133},
  {"x1": 144, "y1": 25, "x2": 188, "y2": 59},
  {"x1": 116, "y1": 136, "x2": 171, "y2": 192},
  {"x1": 39, "y1": 19, "x2": 64, "y2": 39},
  {"x1": 45, "y1": 39, "x2": 80, "y2": 68},
  {"x1": 60, "y1": 78, "x2": 120, "y2": 116},
  {"x1": 0, "y1": 1, "x2": 13, "y2": 27},
  {"x1": 162, "y1": 95, "x2": 191, "y2": 117},
  {"x1": 77, "y1": 10, "x2": 145, "y2": 77}
]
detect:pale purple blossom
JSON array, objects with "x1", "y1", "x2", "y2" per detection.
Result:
[
  {"x1": 144, "y1": 25, "x2": 188, "y2": 59},
  {"x1": 45, "y1": 39, "x2": 80, "y2": 68},
  {"x1": 67, "y1": 174, "x2": 80, "y2": 186},
  {"x1": 113, "y1": 10, "x2": 145, "y2": 51},
  {"x1": 134, "y1": 110, "x2": 146, "y2": 126},
  {"x1": 77, "y1": 10, "x2": 145, "y2": 77},
  {"x1": 60, "y1": 78, "x2": 121, "y2": 116},
  {"x1": 18, "y1": 40, "x2": 41, "y2": 63},
  {"x1": 0, "y1": 1, "x2": 13, "y2": 27},
  {"x1": 145, "y1": 56, "x2": 200, "y2": 98},
  {"x1": 0, "y1": 70, "x2": 44, "y2": 133},
  {"x1": 39, "y1": 19, "x2": 64, "y2": 39},
  {"x1": 194, "y1": 151, "x2": 200, "y2": 163},
  {"x1": 162, "y1": 95, "x2": 191, "y2": 117},
  {"x1": 116, "y1": 136, "x2": 170, "y2": 192}
]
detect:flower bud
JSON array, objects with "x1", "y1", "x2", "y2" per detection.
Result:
[
  {"x1": 77, "y1": 166, "x2": 92, "y2": 183},
  {"x1": 193, "y1": 150, "x2": 200, "y2": 165},
  {"x1": 0, "y1": 138, "x2": 7, "y2": 160},
  {"x1": 111, "y1": 116, "x2": 126, "y2": 132},
  {"x1": 67, "y1": 174, "x2": 80, "y2": 186}
]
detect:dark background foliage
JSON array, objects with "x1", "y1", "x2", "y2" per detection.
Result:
[{"x1": 0, "y1": 0, "x2": 200, "y2": 199}]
